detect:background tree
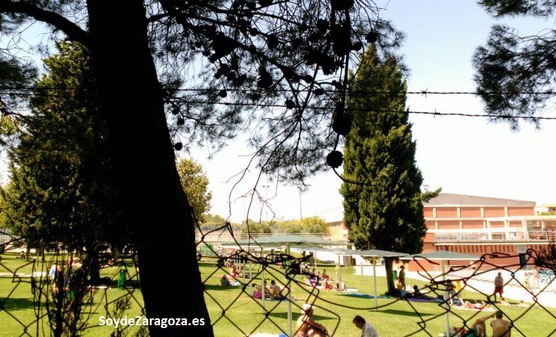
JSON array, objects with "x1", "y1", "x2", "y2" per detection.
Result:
[
  {"x1": 176, "y1": 158, "x2": 212, "y2": 223},
  {"x1": 301, "y1": 216, "x2": 329, "y2": 234},
  {"x1": 240, "y1": 221, "x2": 272, "y2": 236},
  {"x1": 273, "y1": 217, "x2": 329, "y2": 234},
  {"x1": 1, "y1": 41, "x2": 122, "y2": 254},
  {"x1": 278, "y1": 219, "x2": 304, "y2": 234},
  {"x1": 0, "y1": 1, "x2": 403, "y2": 334},
  {"x1": 340, "y1": 46, "x2": 426, "y2": 294},
  {"x1": 0, "y1": 41, "x2": 123, "y2": 336},
  {"x1": 536, "y1": 241, "x2": 556, "y2": 267},
  {"x1": 201, "y1": 213, "x2": 227, "y2": 230},
  {"x1": 474, "y1": 0, "x2": 556, "y2": 128}
]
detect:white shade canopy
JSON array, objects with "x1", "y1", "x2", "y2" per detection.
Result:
[{"x1": 401, "y1": 250, "x2": 480, "y2": 261}]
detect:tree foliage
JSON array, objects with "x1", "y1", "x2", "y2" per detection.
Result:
[
  {"x1": 421, "y1": 186, "x2": 442, "y2": 203},
  {"x1": 0, "y1": 42, "x2": 123, "y2": 251},
  {"x1": 301, "y1": 216, "x2": 329, "y2": 234},
  {"x1": 480, "y1": 0, "x2": 556, "y2": 16},
  {"x1": 474, "y1": 0, "x2": 556, "y2": 128},
  {"x1": 240, "y1": 221, "x2": 272, "y2": 235},
  {"x1": 535, "y1": 241, "x2": 556, "y2": 271},
  {"x1": 201, "y1": 213, "x2": 228, "y2": 229},
  {"x1": 149, "y1": 0, "x2": 404, "y2": 180},
  {"x1": 0, "y1": 55, "x2": 37, "y2": 146},
  {"x1": 176, "y1": 158, "x2": 212, "y2": 223},
  {"x1": 340, "y1": 46, "x2": 426, "y2": 293},
  {"x1": 275, "y1": 216, "x2": 328, "y2": 234},
  {"x1": 0, "y1": 0, "x2": 405, "y2": 182}
]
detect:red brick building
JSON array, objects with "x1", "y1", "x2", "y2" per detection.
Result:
[
  {"x1": 422, "y1": 193, "x2": 556, "y2": 267},
  {"x1": 333, "y1": 193, "x2": 556, "y2": 269}
]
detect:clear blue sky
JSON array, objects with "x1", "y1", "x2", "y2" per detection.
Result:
[{"x1": 192, "y1": 1, "x2": 556, "y2": 223}]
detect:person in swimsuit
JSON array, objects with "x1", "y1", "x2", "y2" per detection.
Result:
[
  {"x1": 493, "y1": 272, "x2": 504, "y2": 302},
  {"x1": 491, "y1": 311, "x2": 511, "y2": 337},
  {"x1": 296, "y1": 303, "x2": 327, "y2": 337}
]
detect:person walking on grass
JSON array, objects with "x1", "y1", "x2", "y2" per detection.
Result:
[{"x1": 493, "y1": 272, "x2": 504, "y2": 302}]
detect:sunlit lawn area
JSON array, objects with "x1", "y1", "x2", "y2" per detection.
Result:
[
  {"x1": 2, "y1": 252, "x2": 556, "y2": 336},
  {"x1": 202, "y1": 259, "x2": 556, "y2": 337},
  {"x1": 0, "y1": 252, "x2": 145, "y2": 336}
]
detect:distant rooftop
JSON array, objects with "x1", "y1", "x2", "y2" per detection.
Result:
[
  {"x1": 537, "y1": 203, "x2": 556, "y2": 208},
  {"x1": 424, "y1": 193, "x2": 536, "y2": 207}
]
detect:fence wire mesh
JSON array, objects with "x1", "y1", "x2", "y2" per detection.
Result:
[{"x1": 1, "y1": 225, "x2": 555, "y2": 337}]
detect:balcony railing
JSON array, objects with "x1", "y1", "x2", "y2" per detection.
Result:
[
  {"x1": 433, "y1": 230, "x2": 556, "y2": 242},
  {"x1": 527, "y1": 230, "x2": 556, "y2": 241}
]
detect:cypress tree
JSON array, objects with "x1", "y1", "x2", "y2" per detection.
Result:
[{"x1": 340, "y1": 45, "x2": 426, "y2": 294}]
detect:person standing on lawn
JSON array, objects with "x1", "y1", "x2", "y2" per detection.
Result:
[
  {"x1": 493, "y1": 272, "x2": 504, "y2": 302},
  {"x1": 397, "y1": 265, "x2": 406, "y2": 291}
]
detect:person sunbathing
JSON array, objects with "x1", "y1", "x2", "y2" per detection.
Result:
[
  {"x1": 269, "y1": 280, "x2": 284, "y2": 300},
  {"x1": 220, "y1": 274, "x2": 231, "y2": 286},
  {"x1": 454, "y1": 311, "x2": 497, "y2": 337},
  {"x1": 460, "y1": 300, "x2": 490, "y2": 310},
  {"x1": 410, "y1": 285, "x2": 437, "y2": 300},
  {"x1": 229, "y1": 264, "x2": 241, "y2": 278},
  {"x1": 500, "y1": 299, "x2": 529, "y2": 308}
]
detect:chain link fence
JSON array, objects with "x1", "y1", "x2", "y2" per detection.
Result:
[{"x1": 1, "y1": 226, "x2": 555, "y2": 337}]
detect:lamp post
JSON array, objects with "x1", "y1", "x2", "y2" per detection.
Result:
[
  {"x1": 298, "y1": 187, "x2": 303, "y2": 223},
  {"x1": 233, "y1": 194, "x2": 249, "y2": 226},
  {"x1": 262, "y1": 184, "x2": 269, "y2": 222}
]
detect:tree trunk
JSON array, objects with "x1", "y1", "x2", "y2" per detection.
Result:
[
  {"x1": 384, "y1": 257, "x2": 396, "y2": 295},
  {"x1": 86, "y1": 1, "x2": 212, "y2": 335},
  {"x1": 85, "y1": 244, "x2": 101, "y2": 285}
]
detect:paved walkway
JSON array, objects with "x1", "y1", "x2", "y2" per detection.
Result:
[
  {"x1": 449, "y1": 270, "x2": 556, "y2": 309},
  {"x1": 355, "y1": 265, "x2": 556, "y2": 309}
]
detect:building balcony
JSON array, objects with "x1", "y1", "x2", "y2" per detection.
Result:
[{"x1": 431, "y1": 229, "x2": 556, "y2": 243}]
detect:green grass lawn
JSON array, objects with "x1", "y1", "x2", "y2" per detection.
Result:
[
  {"x1": 203, "y1": 261, "x2": 556, "y2": 337},
  {"x1": 0, "y1": 252, "x2": 145, "y2": 337},
  {"x1": 2, "y1": 253, "x2": 556, "y2": 336}
]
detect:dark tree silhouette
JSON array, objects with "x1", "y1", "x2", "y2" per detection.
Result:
[{"x1": 474, "y1": 0, "x2": 556, "y2": 129}]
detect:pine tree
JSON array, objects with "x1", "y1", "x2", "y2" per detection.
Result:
[
  {"x1": 0, "y1": 41, "x2": 123, "y2": 336},
  {"x1": 1, "y1": 41, "x2": 124, "y2": 276},
  {"x1": 341, "y1": 46, "x2": 426, "y2": 294},
  {"x1": 474, "y1": 0, "x2": 556, "y2": 128}
]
